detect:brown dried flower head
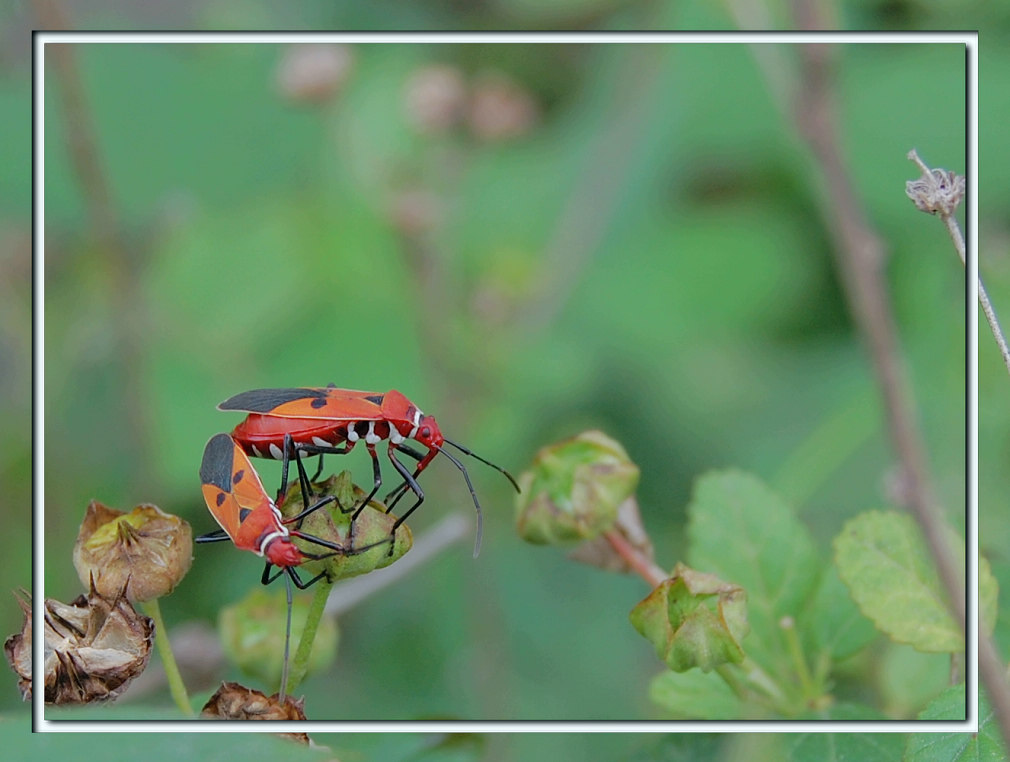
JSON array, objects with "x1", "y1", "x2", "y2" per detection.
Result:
[
  {"x1": 203, "y1": 681, "x2": 309, "y2": 742},
  {"x1": 74, "y1": 500, "x2": 193, "y2": 602},
  {"x1": 4, "y1": 583, "x2": 154, "y2": 704}
]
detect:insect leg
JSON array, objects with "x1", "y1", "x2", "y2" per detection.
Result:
[
  {"x1": 283, "y1": 442, "x2": 357, "y2": 514},
  {"x1": 350, "y1": 444, "x2": 383, "y2": 521},
  {"x1": 195, "y1": 529, "x2": 232, "y2": 544},
  {"x1": 385, "y1": 447, "x2": 426, "y2": 555},
  {"x1": 281, "y1": 495, "x2": 336, "y2": 526},
  {"x1": 262, "y1": 562, "x2": 284, "y2": 585},
  {"x1": 383, "y1": 444, "x2": 426, "y2": 507}
]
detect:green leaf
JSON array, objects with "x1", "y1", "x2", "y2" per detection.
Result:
[
  {"x1": 624, "y1": 733, "x2": 727, "y2": 762},
  {"x1": 787, "y1": 703, "x2": 899, "y2": 759},
  {"x1": 687, "y1": 470, "x2": 821, "y2": 675},
  {"x1": 787, "y1": 724, "x2": 903, "y2": 762},
  {"x1": 647, "y1": 669, "x2": 745, "y2": 720},
  {"x1": 799, "y1": 563, "x2": 878, "y2": 664},
  {"x1": 981, "y1": 556, "x2": 999, "y2": 637},
  {"x1": 906, "y1": 683, "x2": 1007, "y2": 760},
  {"x1": 834, "y1": 511, "x2": 963, "y2": 652}
]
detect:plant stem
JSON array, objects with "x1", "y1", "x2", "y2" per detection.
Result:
[
  {"x1": 907, "y1": 149, "x2": 1010, "y2": 380},
  {"x1": 780, "y1": 616, "x2": 817, "y2": 700},
  {"x1": 141, "y1": 598, "x2": 193, "y2": 716},
  {"x1": 604, "y1": 528, "x2": 667, "y2": 587},
  {"x1": 286, "y1": 576, "x2": 334, "y2": 695}
]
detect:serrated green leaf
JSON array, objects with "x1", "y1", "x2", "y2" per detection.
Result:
[
  {"x1": 687, "y1": 470, "x2": 821, "y2": 675},
  {"x1": 834, "y1": 511, "x2": 963, "y2": 652},
  {"x1": 647, "y1": 669, "x2": 745, "y2": 720},
  {"x1": 906, "y1": 683, "x2": 1006, "y2": 760}
]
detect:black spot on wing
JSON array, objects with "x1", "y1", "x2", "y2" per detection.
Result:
[
  {"x1": 365, "y1": 394, "x2": 384, "y2": 405},
  {"x1": 218, "y1": 388, "x2": 327, "y2": 413},
  {"x1": 233, "y1": 469, "x2": 245, "y2": 486},
  {"x1": 239, "y1": 508, "x2": 252, "y2": 523},
  {"x1": 215, "y1": 492, "x2": 226, "y2": 507},
  {"x1": 200, "y1": 434, "x2": 236, "y2": 492}
]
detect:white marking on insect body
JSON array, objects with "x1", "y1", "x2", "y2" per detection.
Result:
[
  {"x1": 250, "y1": 445, "x2": 263, "y2": 458},
  {"x1": 389, "y1": 425, "x2": 404, "y2": 445},
  {"x1": 408, "y1": 409, "x2": 422, "y2": 439},
  {"x1": 346, "y1": 423, "x2": 359, "y2": 442},
  {"x1": 257, "y1": 530, "x2": 288, "y2": 558},
  {"x1": 365, "y1": 421, "x2": 380, "y2": 445},
  {"x1": 312, "y1": 436, "x2": 330, "y2": 448},
  {"x1": 269, "y1": 443, "x2": 284, "y2": 460}
]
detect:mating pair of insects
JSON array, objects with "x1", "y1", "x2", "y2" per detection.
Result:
[{"x1": 197, "y1": 386, "x2": 520, "y2": 590}]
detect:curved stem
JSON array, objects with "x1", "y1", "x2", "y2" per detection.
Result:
[
  {"x1": 286, "y1": 577, "x2": 334, "y2": 695},
  {"x1": 140, "y1": 598, "x2": 193, "y2": 716},
  {"x1": 604, "y1": 528, "x2": 667, "y2": 587}
]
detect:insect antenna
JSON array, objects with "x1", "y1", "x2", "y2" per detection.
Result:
[{"x1": 442, "y1": 437, "x2": 521, "y2": 493}]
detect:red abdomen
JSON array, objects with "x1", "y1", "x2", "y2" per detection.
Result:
[{"x1": 231, "y1": 414, "x2": 393, "y2": 458}]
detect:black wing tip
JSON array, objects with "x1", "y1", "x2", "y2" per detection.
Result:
[
  {"x1": 200, "y1": 433, "x2": 236, "y2": 489},
  {"x1": 217, "y1": 387, "x2": 324, "y2": 413}
]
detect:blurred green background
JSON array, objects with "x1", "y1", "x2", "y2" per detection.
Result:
[{"x1": 3, "y1": 0, "x2": 1005, "y2": 753}]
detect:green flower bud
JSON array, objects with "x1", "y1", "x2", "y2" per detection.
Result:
[
  {"x1": 73, "y1": 501, "x2": 193, "y2": 602},
  {"x1": 279, "y1": 471, "x2": 412, "y2": 582},
  {"x1": 218, "y1": 587, "x2": 338, "y2": 690},
  {"x1": 515, "y1": 430, "x2": 640, "y2": 545},
  {"x1": 629, "y1": 562, "x2": 749, "y2": 673}
]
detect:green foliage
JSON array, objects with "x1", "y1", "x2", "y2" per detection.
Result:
[
  {"x1": 906, "y1": 684, "x2": 1008, "y2": 760},
  {"x1": 687, "y1": 471, "x2": 821, "y2": 683},
  {"x1": 16, "y1": 5, "x2": 982, "y2": 749},
  {"x1": 834, "y1": 511, "x2": 963, "y2": 652},
  {"x1": 642, "y1": 471, "x2": 972, "y2": 722}
]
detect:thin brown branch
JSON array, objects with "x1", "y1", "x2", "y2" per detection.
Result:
[
  {"x1": 785, "y1": 18, "x2": 1009, "y2": 739},
  {"x1": 36, "y1": 0, "x2": 156, "y2": 490}
]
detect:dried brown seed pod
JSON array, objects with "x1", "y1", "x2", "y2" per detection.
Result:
[
  {"x1": 202, "y1": 681, "x2": 309, "y2": 743},
  {"x1": 73, "y1": 500, "x2": 193, "y2": 602},
  {"x1": 5, "y1": 583, "x2": 154, "y2": 704}
]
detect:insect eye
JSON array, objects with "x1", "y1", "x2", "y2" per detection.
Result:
[{"x1": 421, "y1": 426, "x2": 431, "y2": 439}]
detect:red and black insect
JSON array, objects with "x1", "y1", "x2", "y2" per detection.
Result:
[
  {"x1": 195, "y1": 432, "x2": 389, "y2": 589},
  {"x1": 217, "y1": 386, "x2": 520, "y2": 556},
  {"x1": 196, "y1": 433, "x2": 389, "y2": 701}
]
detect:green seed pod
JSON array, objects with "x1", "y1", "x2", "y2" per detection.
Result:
[
  {"x1": 515, "y1": 430, "x2": 640, "y2": 545},
  {"x1": 629, "y1": 562, "x2": 749, "y2": 673},
  {"x1": 73, "y1": 501, "x2": 193, "y2": 602},
  {"x1": 218, "y1": 587, "x2": 338, "y2": 690},
  {"x1": 279, "y1": 471, "x2": 412, "y2": 582}
]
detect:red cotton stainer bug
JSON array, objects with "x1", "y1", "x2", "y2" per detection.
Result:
[
  {"x1": 195, "y1": 432, "x2": 390, "y2": 702},
  {"x1": 217, "y1": 386, "x2": 521, "y2": 557},
  {"x1": 195, "y1": 433, "x2": 391, "y2": 589}
]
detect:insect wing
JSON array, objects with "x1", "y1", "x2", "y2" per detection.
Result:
[
  {"x1": 200, "y1": 433, "x2": 274, "y2": 541},
  {"x1": 219, "y1": 387, "x2": 385, "y2": 421}
]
